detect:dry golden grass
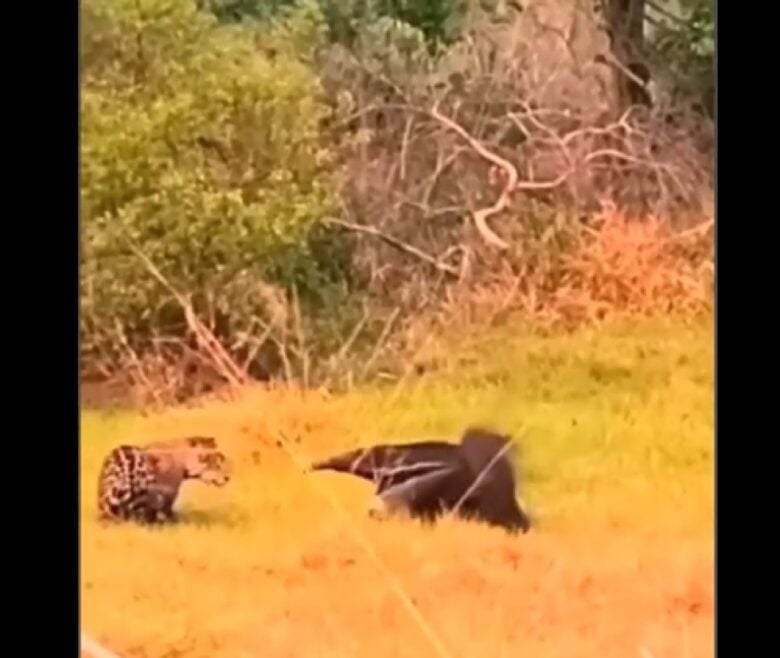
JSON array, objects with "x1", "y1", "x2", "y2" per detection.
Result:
[
  {"x1": 81, "y1": 319, "x2": 713, "y2": 658},
  {"x1": 554, "y1": 204, "x2": 713, "y2": 323},
  {"x1": 401, "y1": 206, "x2": 713, "y2": 365}
]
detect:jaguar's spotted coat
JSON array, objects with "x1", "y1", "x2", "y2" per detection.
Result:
[{"x1": 96, "y1": 436, "x2": 230, "y2": 524}]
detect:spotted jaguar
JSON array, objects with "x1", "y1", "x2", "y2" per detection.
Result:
[{"x1": 96, "y1": 436, "x2": 230, "y2": 524}]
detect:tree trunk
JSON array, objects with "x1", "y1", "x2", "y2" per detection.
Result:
[{"x1": 604, "y1": 0, "x2": 650, "y2": 110}]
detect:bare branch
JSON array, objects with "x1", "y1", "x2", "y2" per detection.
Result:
[
  {"x1": 325, "y1": 217, "x2": 460, "y2": 277},
  {"x1": 291, "y1": 286, "x2": 310, "y2": 389},
  {"x1": 430, "y1": 102, "x2": 572, "y2": 250},
  {"x1": 430, "y1": 103, "x2": 515, "y2": 250},
  {"x1": 360, "y1": 307, "x2": 401, "y2": 380},
  {"x1": 595, "y1": 50, "x2": 651, "y2": 91},
  {"x1": 399, "y1": 115, "x2": 414, "y2": 182},
  {"x1": 123, "y1": 240, "x2": 249, "y2": 388},
  {"x1": 422, "y1": 147, "x2": 466, "y2": 208},
  {"x1": 645, "y1": 0, "x2": 688, "y2": 26},
  {"x1": 324, "y1": 304, "x2": 371, "y2": 385},
  {"x1": 664, "y1": 218, "x2": 714, "y2": 244},
  {"x1": 112, "y1": 318, "x2": 164, "y2": 406}
]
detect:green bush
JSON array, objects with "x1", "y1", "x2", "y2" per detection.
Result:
[
  {"x1": 201, "y1": 0, "x2": 466, "y2": 49},
  {"x1": 651, "y1": 0, "x2": 714, "y2": 115},
  {"x1": 81, "y1": 0, "x2": 352, "y2": 366},
  {"x1": 198, "y1": 0, "x2": 292, "y2": 24}
]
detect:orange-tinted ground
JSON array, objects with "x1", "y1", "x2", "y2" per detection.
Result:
[{"x1": 81, "y1": 321, "x2": 714, "y2": 658}]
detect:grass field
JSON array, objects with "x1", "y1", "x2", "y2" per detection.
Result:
[{"x1": 80, "y1": 317, "x2": 714, "y2": 658}]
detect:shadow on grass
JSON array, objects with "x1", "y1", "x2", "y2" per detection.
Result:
[
  {"x1": 173, "y1": 505, "x2": 251, "y2": 529},
  {"x1": 88, "y1": 505, "x2": 250, "y2": 531}
]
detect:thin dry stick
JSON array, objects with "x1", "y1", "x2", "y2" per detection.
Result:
[
  {"x1": 187, "y1": 306, "x2": 247, "y2": 386},
  {"x1": 664, "y1": 218, "x2": 714, "y2": 244},
  {"x1": 421, "y1": 147, "x2": 465, "y2": 208},
  {"x1": 584, "y1": 148, "x2": 687, "y2": 199},
  {"x1": 238, "y1": 319, "x2": 275, "y2": 372},
  {"x1": 112, "y1": 318, "x2": 164, "y2": 406},
  {"x1": 584, "y1": 148, "x2": 667, "y2": 169},
  {"x1": 400, "y1": 115, "x2": 414, "y2": 181},
  {"x1": 325, "y1": 306, "x2": 371, "y2": 386},
  {"x1": 596, "y1": 50, "x2": 653, "y2": 91},
  {"x1": 326, "y1": 218, "x2": 459, "y2": 277},
  {"x1": 646, "y1": 0, "x2": 688, "y2": 25},
  {"x1": 124, "y1": 240, "x2": 249, "y2": 388},
  {"x1": 291, "y1": 286, "x2": 310, "y2": 389},
  {"x1": 276, "y1": 336, "x2": 295, "y2": 387},
  {"x1": 360, "y1": 306, "x2": 401, "y2": 380}
]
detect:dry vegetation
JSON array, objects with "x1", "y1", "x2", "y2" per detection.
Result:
[
  {"x1": 82, "y1": 202, "x2": 713, "y2": 407},
  {"x1": 80, "y1": 0, "x2": 714, "y2": 407},
  {"x1": 81, "y1": 318, "x2": 714, "y2": 658}
]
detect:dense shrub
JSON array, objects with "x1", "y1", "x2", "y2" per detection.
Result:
[
  {"x1": 81, "y1": 0, "x2": 358, "y2": 380},
  {"x1": 649, "y1": 0, "x2": 714, "y2": 116},
  {"x1": 202, "y1": 0, "x2": 468, "y2": 48}
]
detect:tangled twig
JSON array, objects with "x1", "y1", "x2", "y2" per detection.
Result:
[{"x1": 326, "y1": 217, "x2": 460, "y2": 276}]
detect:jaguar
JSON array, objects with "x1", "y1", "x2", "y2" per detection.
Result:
[{"x1": 96, "y1": 436, "x2": 230, "y2": 524}]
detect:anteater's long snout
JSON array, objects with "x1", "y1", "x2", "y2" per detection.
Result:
[
  {"x1": 308, "y1": 457, "x2": 345, "y2": 473},
  {"x1": 309, "y1": 448, "x2": 365, "y2": 474}
]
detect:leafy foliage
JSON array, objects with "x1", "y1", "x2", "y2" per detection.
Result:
[
  {"x1": 81, "y1": 0, "x2": 350, "y2": 360},
  {"x1": 198, "y1": 0, "x2": 292, "y2": 24},
  {"x1": 201, "y1": 0, "x2": 467, "y2": 48},
  {"x1": 650, "y1": 0, "x2": 714, "y2": 114}
]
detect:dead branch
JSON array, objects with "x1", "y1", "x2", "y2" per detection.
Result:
[
  {"x1": 237, "y1": 321, "x2": 275, "y2": 373},
  {"x1": 422, "y1": 147, "x2": 466, "y2": 208},
  {"x1": 664, "y1": 218, "x2": 714, "y2": 245},
  {"x1": 112, "y1": 318, "x2": 164, "y2": 406},
  {"x1": 397, "y1": 201, "x2": 464, "y2": 222},
  {"x1": 430, "y1": 102, "x2": 572, "y2": 251},
  {"x1": 360, "y1": 306, "x2": 401, "y2": 380},
  {"x1": 291, "y1": 286, "x2": 310, "y2": 389},
  {"x1": 645, "y1": 0, "x2": 688, "y2": 26},
  {"x1": 399, "y1": 115, "x2": 414, "y2": 182},
  {"x1": 324, "y1": 303, "x2": 371, "y2": 385},
  {"x1": 595, "y1": 50, "x2": 651, "y2": 92},
  {"x1": 325, "y1": 217, "x2": 460, "y2": 277},
  {"x1": 124, "y1": 240, "x2": 250, "y2": 388},
  {"x1": 430, "y1": 102, "x2": 513, "y2": 250}
]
